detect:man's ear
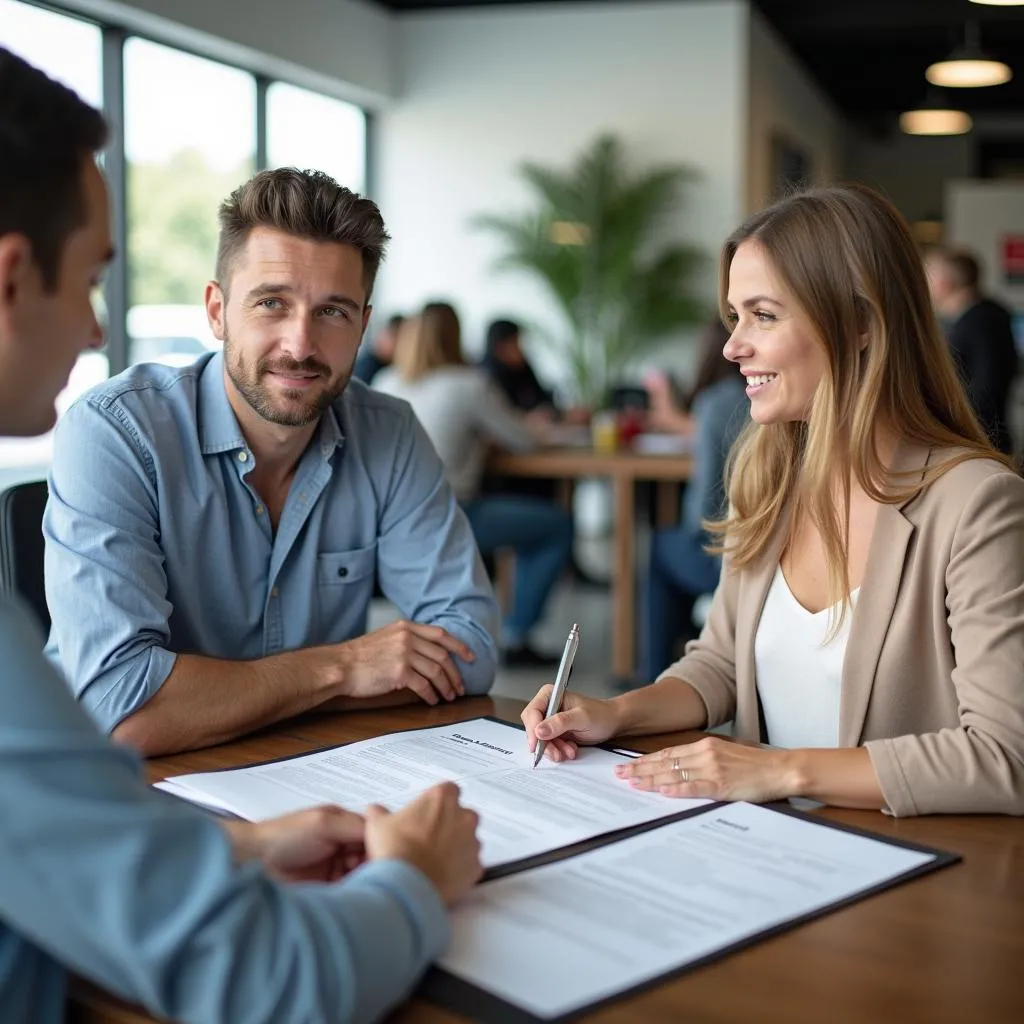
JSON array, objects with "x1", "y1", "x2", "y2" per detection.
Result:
[
  {"x1": 0, "y1": 234, "x2": 35, "y2": 312},
  {"x1": 205, "y1": 280, "x2": 227, "y2": 341},
  {"x1": 361, "y1": 303, "x2": 373, "y2": 337}
]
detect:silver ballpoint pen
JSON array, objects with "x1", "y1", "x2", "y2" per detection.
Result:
[{"x1": 532, "y1": 622, "x2": 581, "y2": 768}]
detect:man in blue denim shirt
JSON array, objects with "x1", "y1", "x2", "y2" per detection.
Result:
[
  {"x1": 45, "y1": 167, "x2": 498, "y2": 755},
  {"x1": 1, "y1": 48, "x2": 482, "y2": 1024}
]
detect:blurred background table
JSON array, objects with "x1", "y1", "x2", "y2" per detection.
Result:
[{"x1": 489, "y1": 448, "x2": 692, "y2": 680}]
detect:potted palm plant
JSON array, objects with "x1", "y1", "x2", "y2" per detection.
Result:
[{"x1": 474, "y1": 134, "x2": 707, "y2": 409}]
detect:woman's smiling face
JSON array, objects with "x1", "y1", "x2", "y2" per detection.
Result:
[{"x1": 723, "y1": 240, "x2": 827, "y2": 425}]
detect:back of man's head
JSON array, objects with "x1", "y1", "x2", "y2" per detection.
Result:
[
  {"x1": 934, "y1": 247, "x2": 982, "y2": 293},
  {"x1": 0, "y1": 47, "x2": 108, "y2": 289}
]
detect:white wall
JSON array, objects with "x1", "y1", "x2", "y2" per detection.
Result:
[
  {"x1": 374, "y1": 0, "x2": 749, "y2": 380},
  {"x1": 947, "y1": 181, "x2": 1024, "y2": 309},
  {"x1": 65, "y1": 0, "x2": 395, "y2": 106},
  {"x1": 746, "y1": 9, "x2": 846, "y2": 213}
]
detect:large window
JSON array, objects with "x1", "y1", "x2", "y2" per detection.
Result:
[
  {"x1": 0, "y1": 2, "x2": 368, "y2": 480},
  {"x1": 0, "y1": 0, "x2": 106, "y2": 480},
  {"x1": 124, "y1": 39, "x2": 256, "y2": 366},
  {"x1": 267, "y1": 82, "x2": 366, "y2": 192}
]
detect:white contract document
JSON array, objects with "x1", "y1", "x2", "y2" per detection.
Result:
[
  {"x1": 155, "y1": 718, "x2": 709, "y2": 869},
  {"x1": 437, "y1": 801, "x2": 942, "y2": 1019}
]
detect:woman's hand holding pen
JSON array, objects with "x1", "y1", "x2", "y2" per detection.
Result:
[{"x1": 521, "y1": 686, "x2": 621, "y2": 762}]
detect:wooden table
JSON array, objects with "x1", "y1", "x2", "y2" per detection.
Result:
[
  {"x1": 71, "y1": 698, "x2": 1024, "y2": 1023},
  {"x1": 489, "y1": 447, "x2": 692, "y2": 680}
]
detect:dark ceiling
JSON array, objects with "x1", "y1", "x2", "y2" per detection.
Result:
[{"x1": 373, "y1": 0, "x2": 1024, "y2": 126}]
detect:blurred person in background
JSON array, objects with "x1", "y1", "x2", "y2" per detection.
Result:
[
  {"x1": 0, "y1": 46, "x2": 483, "y2": 1024},
  {"x1": 481, "y1": 317, "x2": 591, "y2": 425},
  {"x1": 636, "y1": 318, "x2": 747, "y2": 685},
  {"x1": 376, "y1": 303, "x2": 573, "y2": 667},
  {"x1": 925, "y1": 247, "x2": 1018, "y2": 457},
  {"x1": 353, "y1": 311, "x2": 404, "y2": 384}
]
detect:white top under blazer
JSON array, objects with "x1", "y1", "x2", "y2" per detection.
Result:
[{"x1": 754, "y1": 566, "x2": 859, "y2": 749}]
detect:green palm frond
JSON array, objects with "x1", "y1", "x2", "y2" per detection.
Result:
[{"x1": 473, "y1": 134, "x2": 705, "y2": 405}]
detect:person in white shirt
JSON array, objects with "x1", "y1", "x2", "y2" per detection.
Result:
[{"x1": 375, "y1": 302, "x2": 572, "y2": 667}]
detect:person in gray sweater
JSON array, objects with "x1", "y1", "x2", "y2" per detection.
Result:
[{"x1": 375, "y1": 303, "x2": 572, "y2": 666}]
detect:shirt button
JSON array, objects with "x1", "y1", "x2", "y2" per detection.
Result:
[
  {"x1": 270, "y1": 587, "x2": 279, "y2": 598},
  {"x1": 337, "y1": 566, "x2": 348, "y2": 578},
  {"x1": 255, "y1": 505, "x2": 264, "y2": 516},
  {"x1": 238, "y1": 451, "x2": 249, "y2": 463}
]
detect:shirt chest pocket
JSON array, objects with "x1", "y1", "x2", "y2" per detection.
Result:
[
  {"x1": 316, "y1": 543, "x2": 379, "y2": 641},
  {"x1": 317, "y1": 544, "x2": 378, "y2": 586}
]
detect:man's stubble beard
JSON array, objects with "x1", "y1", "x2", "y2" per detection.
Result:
[{"x1": 222, "y1": 326, "x2": 351, "y2": 427}]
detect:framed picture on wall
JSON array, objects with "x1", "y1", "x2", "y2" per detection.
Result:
[{"x1": 771, "y1": 133, "x2": 813, "y2": 197}]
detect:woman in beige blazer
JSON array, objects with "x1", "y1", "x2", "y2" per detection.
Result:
[{"x1": 523, "y1": 184, "x2": 1024, "y2": 816}]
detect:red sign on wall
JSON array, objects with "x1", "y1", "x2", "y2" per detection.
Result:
[{"x1": 1002, "y1": 235, "x2": 1024, "y2": 284}]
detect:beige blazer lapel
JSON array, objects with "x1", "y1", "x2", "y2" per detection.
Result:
[
  {"x1": 838, "y1": 442, "x2": 930, "y2": 745},
  {"x1": 734, "y1": 528, "x2": 785, "y2": 741}
]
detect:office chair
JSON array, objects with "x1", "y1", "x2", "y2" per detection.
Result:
[{"x1": 0, "y1": 479, "x2": 50, "y2": 634}]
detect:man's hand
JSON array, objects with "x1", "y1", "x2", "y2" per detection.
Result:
[
  {"x1": 225, "y1": 806, "x2": 367, "y2": 883},
  {"x1": 364, "y1": 783, "x2": 483, "y2": 905},
  {"x1": 335, "y1": 620, "x2": 474, "y2": 705}
]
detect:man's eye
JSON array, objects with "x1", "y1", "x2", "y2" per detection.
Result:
[
  {"x1": 321, "y1": 306, "x2": 349, "y2": 319},
  {"x1": 258, "y1": 298, "x2": 282, "y2": 310}
]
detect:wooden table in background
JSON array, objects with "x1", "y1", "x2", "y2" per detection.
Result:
[
  {"x1": 489, "y1": 447, "x2": 693, "y2": 680},
  {"x1": 71, "y1": 698, "x2": 1024, "y2": 1024}
]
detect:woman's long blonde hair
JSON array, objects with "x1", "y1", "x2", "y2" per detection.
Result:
[
  {"x1": 392, "y1": 301, "x2": 466, "y2": 382},
  {"x1": 711, "y1": 183, "x2": 1011, "y2": 627}
]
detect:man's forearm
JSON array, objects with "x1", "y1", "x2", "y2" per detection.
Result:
[{"x1": 112, "y1": 648, "x2": 343, "y2": 756}]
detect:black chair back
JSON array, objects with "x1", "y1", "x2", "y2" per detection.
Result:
[{"x1": 0, "y1": 480, "x2": 50, "y2": 633}]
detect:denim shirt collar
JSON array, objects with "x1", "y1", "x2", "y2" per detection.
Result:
[{"x1": 197, "y1": 350, "x2": 345, "y2": 461}]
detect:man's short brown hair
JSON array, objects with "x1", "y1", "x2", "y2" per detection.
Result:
[
  {"x1": 215, "y1": 168, "x2": 390, "y2": 300},
  {"x1": 932, "y1": 247, "x2": 981, "y2": 291}
]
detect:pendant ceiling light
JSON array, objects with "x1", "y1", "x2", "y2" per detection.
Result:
[
  {"x1": 969, "y1": 2, "x2": 1024, "y2": 8},
  {"x1": 899, "y1": 92, "x2": 973, "y2": 136},
  {"x1": 926, "y1": 23, "x2": 1012, "y2": 87}
]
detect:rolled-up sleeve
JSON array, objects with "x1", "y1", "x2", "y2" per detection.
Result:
[
  {"x1": 376, "y1": 409, "x2": 499, "y2": 695},
  {"x1": 865, "y1": 472, "x2": 1024, "y2": 816},
  {"x1": 0, "y1": 599, "x2": 450, "y2": 1023},
  {"x1": 44, "y1": 397, "x2": 177, "y2": 732}
]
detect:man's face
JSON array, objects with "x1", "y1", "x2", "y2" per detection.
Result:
[
  {"x1": 0, "y1": 158, "x2": 111, "y2": 436},
  {"x1": 207, "y1": 227, "x2": 371, "y2": 428},
  {"x1": 496, "y1": 336, "x2": 525, "y2": 369}
]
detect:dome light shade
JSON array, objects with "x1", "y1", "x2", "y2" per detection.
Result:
[
  {"x1": 899, "y1": 108, "x2": 973, "y2": 136},
  {"x1": 926, "y1": 23, "x2": 1012, "y2": 88},
  {"x1": 926, "y1": 56, "x2": 1011, "y2": 87},
  {"x1": 969, "y1": 2, "x2": 1024, "y2": 8}
]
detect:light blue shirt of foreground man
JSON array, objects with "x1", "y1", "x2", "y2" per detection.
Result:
[
  {"x1": 44, "y1": 166, "x2": 498, "y2": 756},
  {"x1": 0, "y1": 47, "x2": 482, "y2": 1023}
]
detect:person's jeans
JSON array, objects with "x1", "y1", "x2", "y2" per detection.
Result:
[
  {"x1": 640, "y1": 526, "x2": 722, "y2": 682},
  {"x1": 462, "y1": 496, "x2": 573, "y2": 644}
]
